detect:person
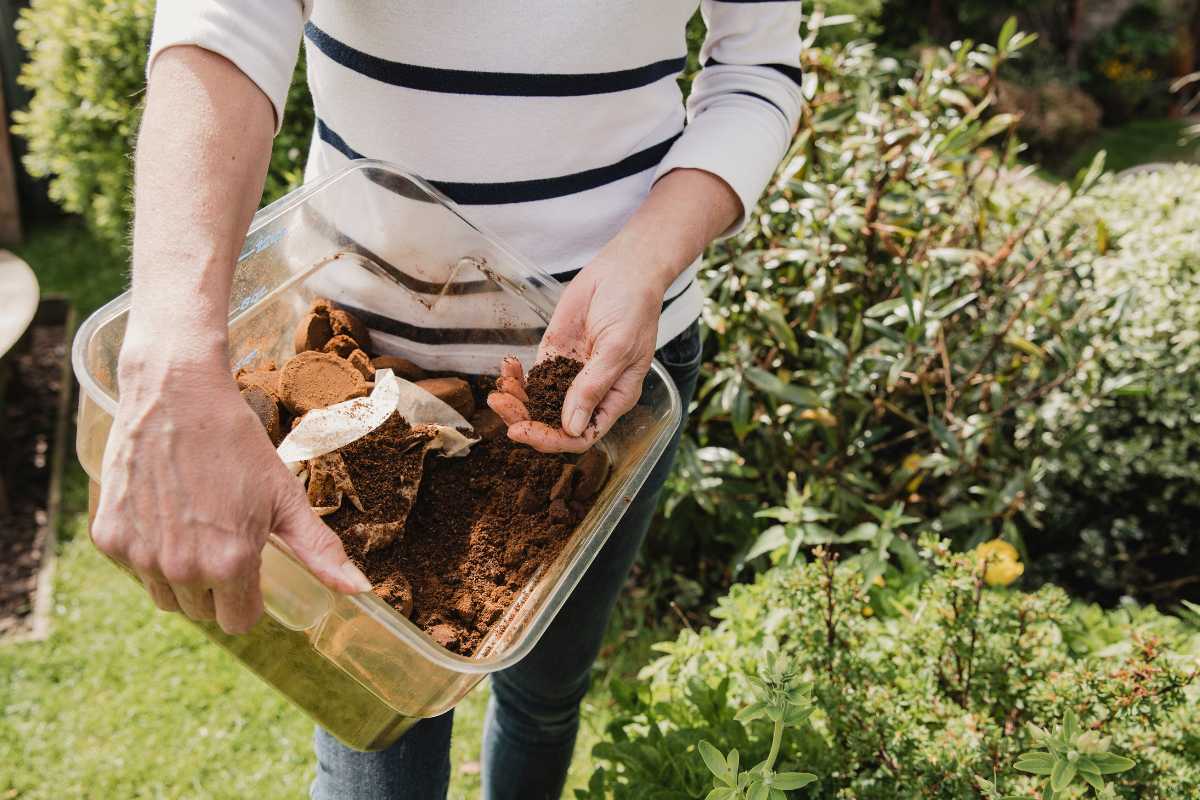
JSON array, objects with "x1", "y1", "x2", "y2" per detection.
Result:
[{"x1": 90, "y1": 2, "x2": 804, "y2": 798}]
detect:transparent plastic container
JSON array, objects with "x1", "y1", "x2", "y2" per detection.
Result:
[{"x1": 73, "y1": 160, "x2": 681, "y2": 751}]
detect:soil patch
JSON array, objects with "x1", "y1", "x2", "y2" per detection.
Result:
[
  {"x1": 1, "y1": 311, "x2": 70, "y2": 640},
  {"x1": 524, "y1": 356, "x2": 584, "y2": 427}
]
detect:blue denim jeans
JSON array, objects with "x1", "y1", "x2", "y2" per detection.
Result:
[{"x1": 311, "y1": 322, "x2": 702, "y2": 800}]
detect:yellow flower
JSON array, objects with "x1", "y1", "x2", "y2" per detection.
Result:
[
  {"x1": 901, "y1": 453, "x2": 925, "y2": 492},
  {"x1": 974, "y1": 539, "x2": 1025, "y2": 587},
  {"x1": 862, "y1": 606, "x2": 875, "y2": 617},
  {"x1": 799, "y1": 407, "x2": 838, "y2": 428},
  {"x1": 872, "y1": 575, "x2": 886, "y2": 588}
]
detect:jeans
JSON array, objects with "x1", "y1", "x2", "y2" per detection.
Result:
[{"x1": 311, "y1": 321, "x2": 703, "y2": 800}]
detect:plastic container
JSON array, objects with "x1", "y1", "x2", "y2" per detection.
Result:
[{"x1": 73, "y1": 160, "x2": 681, "y2": 750}]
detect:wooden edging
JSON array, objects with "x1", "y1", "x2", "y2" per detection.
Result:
[{"x1": 3, "y1": 296, "x2": 75, "y2": 644}]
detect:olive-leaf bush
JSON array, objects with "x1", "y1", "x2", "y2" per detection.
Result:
[
  {"x1": 1021, "y1": 166, "x2": 1200, "y2": 605},
  {"x1": 581, "y1": 538, "x2": 1200, "y2": 799},
  {"x1": 12, "y1": 0, "x2": 314, "y2": 248},
  {"x1": 657, "y1": 22, "x2": 1113, "y2": 574}
]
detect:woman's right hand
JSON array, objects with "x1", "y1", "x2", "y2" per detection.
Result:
[{"x1": 90, "y1": 340, "x2": 371, "y2": 635}]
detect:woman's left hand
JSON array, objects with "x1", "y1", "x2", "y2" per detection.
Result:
[{"x1": 487, "y1": 251, "x2": 667, "y2": 453}]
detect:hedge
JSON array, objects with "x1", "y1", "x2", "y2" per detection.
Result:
[{"x1": 12, "y1": 0, "x2": 313, "y2": 248}]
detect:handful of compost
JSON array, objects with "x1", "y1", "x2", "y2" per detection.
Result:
[{"x1": 234, "y1": 299, "x2": 610, "y2": 655}]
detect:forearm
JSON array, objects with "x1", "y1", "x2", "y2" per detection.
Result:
[
  {"x1": 124, "y1": 45, "x2": 275, "y2": 374},
  {"x1": 604, "y1": 168, "x2": 742, "y2": 295}
]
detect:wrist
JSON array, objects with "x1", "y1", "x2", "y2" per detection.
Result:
[
  {"x1": 600, "y1": 228, "x2": 684, "y2": 298},
  {"x1": 119, "y1": 317, "x2": 230, "y2": 388}
]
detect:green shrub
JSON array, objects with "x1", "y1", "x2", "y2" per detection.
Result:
[
  {"x1": 581, "y1": 539, "x2": 1200, "y2": 799},
  {"x1": 12, "y1": 0, "x2": 313, "y2": 249},
  {"x1": 1025, "y1": 166, "x2": 1200, "y2": 605},
  {"x1": 658, "y1": 23, "x2": 1110, "y2": 572}
]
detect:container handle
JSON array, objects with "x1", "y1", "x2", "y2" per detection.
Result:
[{"x1": 261, "y1": 538, "x2": 334, "y2": 631}]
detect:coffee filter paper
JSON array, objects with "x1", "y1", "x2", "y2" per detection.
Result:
[{"x1": 276, "y1": 368, "x2": 477, "y2": 469}]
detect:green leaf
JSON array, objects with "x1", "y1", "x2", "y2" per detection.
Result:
[
  {"x1": 746, "y1": 526, "x2": 789, "y2": 562},
  {"x1": 773, "y1": 772, "x2": 818, "y2": 790},
  {"x1": 1071, "y1": 150, "x2": 1106, "y2": 195},
  {"x1": 1063, "y1": 710, "x2": 1080, "y2": 740},
  {"x1": 748, "y1": 783, "x2": 770, "y2": 800},
  {"x1": 762, "y1": 301, "x2": 799, "y2": 354},
  {"x1": 705, "y1": 789, "x2": 736, "y2": 800},
  {"x1": 1078, "y1": 768, "x2": 1105, "y2": 791},
  {"x1": 997, "y1": 16, "x2": 1017, "y2": 52},
  {"x1": 929, "y1": 417, "x2": 960, "y2": 457},
  {"x1": 1051, "y1": 759, "x2": 1076, "y2": 792},
  {"x1": 807, "y1": 331, "x2": 849, "y2": 359},
  {"x1": 975, "y1": 113, "x2": 1017, "y2": 143},
  {"x1": 736, "y1": 701, "x2": 768, "y2": 723},
  {"x1": 930, "y1": 292, "x2": 978, "y2": 319},
  {"x1": 1090, "y1": 753, "x2": 1135, "y2": 774},
  {"x1": 745, "y1": 367, "x2": 821, "y2": 408},
  {"x1": 699, "y1": 740, "x2": 731, "y2": 784},
  {"x1": 1014, "y1": 752, "x2": 1054, "y2": 775},
  {"x1": 840, "y1": 522, "x2": 879, "y2": 543},
  {"x1": 865, "y1": 297, "x2": 908, "y2": 318}
]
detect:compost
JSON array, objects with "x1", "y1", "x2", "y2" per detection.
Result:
[{"x1": 236, "y1": 299, "x2": 608, "y2": 655}]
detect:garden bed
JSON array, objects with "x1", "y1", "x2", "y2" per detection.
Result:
[{"x1": 0, "y1": 297, "x2": 73, "y2": 642}]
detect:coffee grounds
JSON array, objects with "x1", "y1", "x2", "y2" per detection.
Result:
[
  {"x1": 278, "y1": 350, "x2": 371, "y2": 415},
  {"x1": 323, "y1": 413, "x2": 598, "y2": 656},
  {"x1": 523, "y1": 357, "x2": 584, "y2": 427}
]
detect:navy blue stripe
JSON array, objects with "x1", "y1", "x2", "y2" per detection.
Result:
[
  {"x1": 704, "y1": 57, "x2": 803, "y2": 86},
  {"x1": 317, "y1": 118, "x2": 682, "y2": 205},
  {"x1": 337, "y1": 281, "x2": 693, "y2": 347},
  {"x1": 730, "y1": 90, "x2": 786, "y2": 117},
  {"x1": 306, "y1": 22, "x2": 686, "y2": 97}
]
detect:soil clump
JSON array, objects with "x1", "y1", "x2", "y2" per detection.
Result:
[{"x1": 523, "y1": 357, "x2": 584, "y2": 427}]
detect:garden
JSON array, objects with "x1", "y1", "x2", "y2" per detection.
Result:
[{"x1": 2, "y1": 1, "x2": 1200, "y2": 798}]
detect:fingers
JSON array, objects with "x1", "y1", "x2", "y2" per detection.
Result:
[
  {"x1": 562, "y1": 349, "x2": 629, "y2": 436},
  {"x1": 495, "y1": 375, "x2": 529, "y2": 403},
  {"x1": 507, "y1": 420, "x2": 599, "y2": 454},
  {"x1": 142, "y1": 576, "x2": 181, "y2": 613},
  {"x1": 487, "y1": 391, "x2": 530, "y2": 426},
  {"x1": 500, "y1": 356, "x2": 524, "y2": 382},
  {"x1": 586, "y1": 360, "x2": 648, "y2": 440},
  {"x1": 173, "y1": 584, "x2": 217, "y2": 621},
  {"x1": 214, "y1": 569, "x2": 265, "y2": 635},
  {"x1": 273, "y1": 488, "x2": 372, "y2": 595}
]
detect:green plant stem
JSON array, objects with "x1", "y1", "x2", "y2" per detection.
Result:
[{"x1": 766, "y1": 719, "x2": 784, "y2": 773}]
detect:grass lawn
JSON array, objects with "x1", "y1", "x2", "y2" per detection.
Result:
[
  {"x1": 1, "y1": 222, "x2": 671, "y2": 798},
  {"x1": 1055, "y1": 118, "x2": 1200, "y2": 178}
]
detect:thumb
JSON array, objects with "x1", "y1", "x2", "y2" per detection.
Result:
[
  {"x1": 273, "y1": 489, "x2": 372, "y2": 594},
  {"x1": 562, "y1": 344, "x2": 627, "y2": 437}
]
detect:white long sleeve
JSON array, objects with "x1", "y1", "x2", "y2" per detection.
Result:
[
  {"x1": 148, "y1": 1, "x2": 310, "y2": 131},
  {"x1": 654, "y1": 1, "x2": 805, "y2": 235}
]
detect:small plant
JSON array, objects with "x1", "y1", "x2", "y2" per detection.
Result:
[
  {"x1": 587, "y1": 535, "x2": 1200, "y2": 799},
  {"x1": 976, "y1": 710, "x2": 1135, "y2": 799},
  {"x1": 698, "y1": 655, "x2": 818, "y2": 800}
]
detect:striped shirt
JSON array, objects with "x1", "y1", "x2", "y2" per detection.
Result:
[{"x1": 149, "y1": 1, "x2": 804, "y2": 362}]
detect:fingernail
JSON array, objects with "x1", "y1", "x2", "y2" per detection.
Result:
[
  {"x1": 567, "y1": 407, "x2": 589, "y2": 437},
  {"x1": 341, "y1": 561, "x2": 373, "y2": 593}
]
